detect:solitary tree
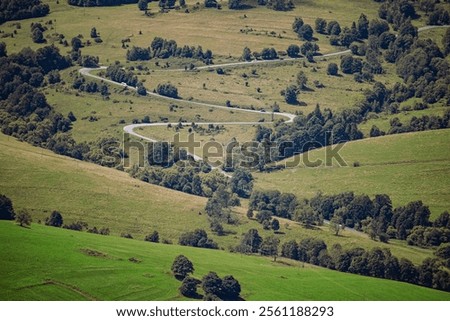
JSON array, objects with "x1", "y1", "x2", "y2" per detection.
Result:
[
  {"x1": 171, "y1": 255, "x2": 194, "y2": 280},
  {"x1": 0, "y1": 194, "x2": 15, "y2": 220},
  {"x1": 327, "y1": 63, "x2": 339, "y2": 76},
  {"x1": 296, "y1": 71, "x2": 308, "y2": 90},
  {"x1": 45, "y1": 210, "x2": 63, "y2": 227},
  {"x1": 330, "y1": 211, "x2": 345, "y2": 236},
  {"x1": 32, "y1": 29, "x2": 44, "y2": 43},
  {"x1": 284, "y1": 85, "x2": 298, "y2": 104},
  {"x1": 286, "y1": 44, "x2": 300, "y2": 57},
  {"x1": 15, "y1": 210, "x2": 32, "y2": 227},
  {"x1": 241, "y1": 47, "x2": 252, "y2": 61},
  {"x1": 90, "y1": 27, "x2": 98, "y2": 38},
  {"x1": 271, "y1": 218, "x2": 280, "y2": 232},
  {"x1": 297, "y1": 24, "x2": 314, "y2": 41}
]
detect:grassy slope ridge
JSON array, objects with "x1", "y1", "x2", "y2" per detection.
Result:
[
  {"x1": 0, "y1": 133, "x2": 208, "y2": 240},
  {"x1": 255, "y1": 129, "x2": 450, "y2": 218},
  {"x1": 1, "y1": 221, "x2": 449, "y2": 301}
]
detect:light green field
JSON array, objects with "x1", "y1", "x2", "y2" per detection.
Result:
[
  {"x1": 1, "y1": 221, "x2": 448, "y2": 301},
  {"x1": 255, "y1": 129, "x2": 450, "y2": 219},
  {"x1": 0, "y1": 0, "x2": 382, "y2": 61},
  {"x1": 0, "y1": 133, "x2": 438, "y2": 265}
]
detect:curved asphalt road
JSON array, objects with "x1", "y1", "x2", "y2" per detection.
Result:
[{"x1": 80, "y1": 25, "x2": 449, "y2": 173}]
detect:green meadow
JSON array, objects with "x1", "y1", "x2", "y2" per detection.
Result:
[{"x1": 1, "y1": 221, "x2": 448, "y2": 301}]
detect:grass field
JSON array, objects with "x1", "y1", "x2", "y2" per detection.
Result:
[
  {"x1": 0, "y1": 133, "x2": 438, "y2": 265},
  {"x1": 255, "y1": 129, "x2": 450, "y2": 219},
  {"x1": 0, "y1": 0, "x2": 383, "y2": 60},
  {"x1": 1, "y1": 221, "x2": 448, "y2": 301}
]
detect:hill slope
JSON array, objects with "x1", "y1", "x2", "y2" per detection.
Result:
[
  {"x1": 255, "y1": 129, "x2": 450, "y2": 218},
  {"x1": 1, "y1": 221, "x2": 449, "y2": 301},
  {"x1": 0, "y1": 134, "x2": 207, "y2": 240}
]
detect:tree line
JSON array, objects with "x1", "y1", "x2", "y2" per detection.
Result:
[
  {"x1": 0, "y1": 0, "x2": 49, "y2": 24},
  {"x1": 126, "y1": 37, "x2": 213, "y2": 64},
  {"x1": 67, "y1": 0, "x2": 138, "y2": 6}
]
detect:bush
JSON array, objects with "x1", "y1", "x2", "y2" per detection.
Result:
[
  {"x1": 15, "y1": 210, "x2": 32, "y2": 227},
  {"x1": 145, "y1": 231, "x2": 160, "y2": 243},
  {"x1": 120, "y1": 233, "x2": 133, "y2": 239}
]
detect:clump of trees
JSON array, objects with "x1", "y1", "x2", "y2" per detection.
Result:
[
  {"x1": 178, "y1": 229, "x2": 218, "y2": 249},
  {"x1": 171, "y1": 255, "x2": 242, "y2": 300},
  {"x1": 45, "y1": 210, "x2": 63, "y2": 227},
  {"x1": 281, "y1": 238, "x2": 450, "y2": 292},
  {"x1": 126, "y1": 37, "x2": 213, "y2": 64},
  {"x1": 156, "y1": 83, "x2": 178, "y2": 98}
]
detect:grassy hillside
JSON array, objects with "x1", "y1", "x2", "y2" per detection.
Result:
[
  {"x1": 255, "y1": 129, "x2": 450, "y2": 219},
  {"x1": 0, "y1": 133, "x2": 438, "y2": 265},
  {"x1": 0, "y1": 133, "x2": 208, "y2": 241},
  {"x1": 1, "y1": 221, "x2": 448, "y2": 301}
]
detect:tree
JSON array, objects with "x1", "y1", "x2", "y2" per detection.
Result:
[
  {"x1": 330, "y1": 210, "x2": 345, "y2": 236},
  {"x1": 241, "y1": 47, "x2": 252, "y2": 61},
  {"x1": 138, "y1": 0, "x2": 148, "y2": 13},
  {"x1": 0, "y1": 195, "x2": 15, "y2": 220},
  {"x1": 15, "y1": 210, "x2": 32, "y2": 227},
  {"x1": 315, "y1": 18, "x2": 327, "y2": 34},
  {"x1": 45, "y1": 210, "x2": 63, "y2": 227},
  {"x1": 0, "y1": 42, "x2": 6, "y2": 57},
  {"x1": 71, "y1": 37, "x2": 82, "y2": 51},
  {"x1": 145, "y1": 231, "x2": 159, "y2": 243},
  {"x1": 260, "y1": 236, "x2": 280, "y2": 261},
  {"x1": 296, "y1": 71, "x2": 308, "y2": 89},
  {"x1": 443, "y1": 28, "x2": 450, "y2": 56},
  {"x1": 284, "y1": 85, "x2": 298, "y2": 104},
  {"x1": 230, "y1": 168, "x2": 253, "y2": 198},
  {"x1": 32, "y1": 28, "x2": 44, "y2": 43},
  {"x1": 202, "y1": 272, "x2": 222, "y2": 296},
  {"x1": 179, "y1": 277, "x2": 201, "y2": 298},
  {"x1": 327, "y1": 21, "x2": 341, "y2": 36},
  {"x1": 238, "y1": 229, "x2": 262, "y2": 253},
  {"x1": 297, "y1": 24, "x2": 314, "y2": 41},
  {"x1": 327, "y1": 63, "x2": 338, "y2": 76},
  {"x1": 286, "y1": 44, "x2": 300, "y2": 57},
  {"x1": 357, "y1": 13, "x2": 369, "y2": 39},
  {"x1": 228, "y1": 0, "x2": 241, "y2": 9},
  {"x1": 281, "y1": 240, "x2": 299, "y2": 260},
  {"x1": 137, "y1": 84, "x2": 147, "y2": 96},
  {"x1": 221, "y1": 275, "x2": 241, "y2": 300},
  {"x1": 271, "y1": 218, "x2": 280, "y2": 232},
  {"x1": 292, "y1": 17, "x2": 304, "y2": 33},
  {"x1": 260, "y1": 47, "x2": 278, "y2": 60},
  {"x1": 171, "y1": 255, "x2": 194, "y2": 280},
  {"x1": 156, "y1": 83, "x2": 178, "y2": 98},
  {"x1": 90, "y1": 27, "x2": 98, "y2": 38}
]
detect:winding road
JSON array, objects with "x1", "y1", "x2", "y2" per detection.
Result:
[{"x1": 80, "y1": 25, "x2": 449, "y2": 172}]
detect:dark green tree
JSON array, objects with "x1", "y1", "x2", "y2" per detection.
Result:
[
  {"x1": 357, "y1": 13, "x2": 369, "y2": 39},
  {"x1": 228, "y1": 0, "x2": 241, "y2": 9},
  {"x1": 315, "y1": 18, "x2": 327, "y2": 34},
  {"x1": 202, "y1": 272, "x2": 222, "y2": 296},
  {"x1": 230, "y1": 168, "x2": 253, "y2": 198},
  {"x1": 284, "y1": 85, "x2": 298, "y2": 104},
  {"x1": 241, "y1": 47, "x2": 252, "y2": 61},
  {"x1": 260, "y1": 236, "x2": 280, "y2": 261},
  {"x1": 327, "y1": 62, "x2": 338, "y2": 76},
  {"x1": 221, "y1": 275, "x2": 241, "y2": 300},
  {"x1": 90, "y1": 27, "x2": 98, "y2": 38},
  {"x1": 32, "y1": 28, "x2": 44, "y2": 43},
  {"x1": 179, "y1": 277, "x2": 201, "y2": 298},
  {"x1": 297, "y1": 24, "x2": 314, "y2": 41},
  {"x1": 171, "y1": 255, "x2": 194, "y2": 280},
  {"x1": 45, "y1": 210, "x2": 63, "y2": 227},
  {"x1": 145, "y1": 231, "x2": 159, "y2": 243},
  {"x1": 271, "y1": 218, "x2": 280, "y2": 232},
  {"x1": 286, "y1": 44, "x2": 300, "y2": 57},
  {"x1": 238, "y1": 228, "x2": 262, "y2": 253},
  {"x1": 296, "y1": 71, "x2": 308, "y2": 89},
  {"x1": 0, "y1": 195, "x2": 15, "y2": 220}
]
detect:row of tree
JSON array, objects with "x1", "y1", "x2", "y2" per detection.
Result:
[
  {"x1": 126, "y1": 37, "x2": 213, "y2": 64},
  {"x1": 281, "y1": 237, "x2": 450, "y2": 292},
  {"x1": 0, "y1": 0, "x2": 49, "y2": 24},
  {"x1": 68, "y1": 0, "x2": 138, "y2": 6}
]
